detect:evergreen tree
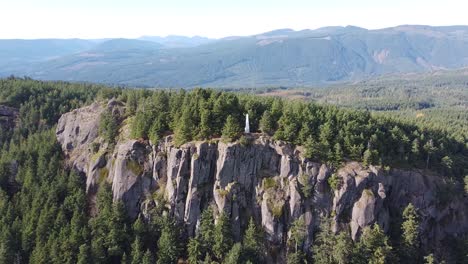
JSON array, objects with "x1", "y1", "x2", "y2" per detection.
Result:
[
  {"x1": 142, "y1": 249, "x2": 154, "y2": 264},
  {"x1": 411, "y1": 138, "x2": 420, "y2": 160},
  {"x1": 363, "y1": 149, "x2": 377, "y2": 167},
  {"x1": 286, "y1": 250, "x2": 305, "y2": 264},
  {"x1": 274, "y1": 103, "x2": 301, "y2": 144},
  {"x1": 0, "y1": 242, "x2": 13, "y2": 264},
  {"x1": 198, "y1": 108, "x2": 213, "y2": 140},
  {"x1": 400, "y1": 203, "x2": 419, "y2": 263},
  {"x1": 441, "y1": 156, "x2": 453, "y2": 173},
  {"x1": 222, "y1": 115, "x2": 242, "y2": 142},
  {"x1": 348, "y1": 144, "x2": 364, "y2": 161},
  {"x1": 131, "y1": 236, "x2": 144, "y2": 264},
  {"x1": 332, "y1": 232, "x2": 353, "y2": 264},
  {"x1": 77, "y1": 244, "x2": 92, "y2": 264},
  {"x1": 333, "y1": 142, "x2": 344, "y2": 166},
  {"x1": 313, "y1": 218, "x2": 336, "y2": 264},
  {"x1": 157, "y1": 218, "x2": 179, "y2": 264},
  {"x1": 202, "y1": 253, "x2": 214, "y2": 264},
  {"x1": 174, "y1": 108, "x2": 194, "y2": 146},
  {"x1": 289, "y1": 217, "x2": 307, "y2": 252},
  {"x1": 149, "y1": 115, "x2": 166, "y2": 143},
  {"x1": 99, "y1": 109, "x2": 119, "y2": 144},
  {"x1": 259, "y1": 110, "x2": 275, "y2": 135},
  {"x1": 242, "y1": 218, "x2": 263, "y2": 263},
  {"x1": 354, "y1": 224, "x2": 393, "y2": 264},
  {"x1": 223, "y1": 243, "x2": 242, "y2": 264},
  {"x1": 363, "y1": 149, "x2": 372, "y2": 167},
  {"x1": 187, "y1": 237, "x2": 202, "y2": 264},
  {"x1": 198, "y1": 207, "x2": 215, "y2": 258},
  {"x1": 423, "y1": 139, "x2": 437, "y2": 169},
  {"x1": 213, "y1": 213, "x2": 233, "y2": 261},
  {"x1": 107, "y1": 201, "x2": 130, "y2": 261},
  {"x1": 132, "y1": 217, "x2": 146, "y2": 240},
  {"x1": 122, "y1": 252, "x2": 129, "y2": 264}
]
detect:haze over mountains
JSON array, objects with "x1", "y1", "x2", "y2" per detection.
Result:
[{"x1": 2, "y1": 25, "x2": 468, "y2": 87}]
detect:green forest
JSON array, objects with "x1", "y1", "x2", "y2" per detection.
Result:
[
  {"x1": 247, "y1": 71, "x2": 468, "y2": 142},
  {"x1": 0, "y1": 77, "x2": 467, "y2": 263}
]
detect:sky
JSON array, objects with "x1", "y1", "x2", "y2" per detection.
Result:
[{"x1": 0, "y1": 0, "x2": 467, "y2": 39}]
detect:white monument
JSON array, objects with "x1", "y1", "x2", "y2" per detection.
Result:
[{"x1": 245, "y1": 114, "x2": 250, "y2": 133}]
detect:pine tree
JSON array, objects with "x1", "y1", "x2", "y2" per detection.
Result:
[
  {"x1": 259, "y1": 110, "x2": 275, "y2": 135},
  {"x1": 363, "y1": 149, "x2": 379, "y2": 167},
  {"x1": 198, "y1": 108, "x2": 213, "y2": 140},
  {"x1": 149, "y1": 115, "x2": 166, "y2": 143},
  {"x1": 202, "y1": 253, "x2": 213, "y2": 264},
  {"x1": 0, "y1": 242, "x2": 12, "y2": 264},
  {"x1": 157, "y1": 218, "x2": 179, "y2": 264},
  {"x1": 287, "y1": 250, "x2": 305, "y2": 264},
  {"x1": 304, "y1": 136, "x2": 317, "y2": 159},
  {"x1": 142, "y1": 249, "x2": 154, "y2": 264},
  {"x1": 99, "y1": 109, "x2": 119, "y2": 143},
  {"x1": 107, "y1": 201, "x2": 130, "y2": 261},
  {"x1": 132, "y1": 217, "x2": 146, "y2": 239},
  {"x1": 354, "y1": 224, "x2": 393, "y2": 264},
  {"x1": 423, "y1": 139, "x2": 437, "y2": 169},
  {"x1": 188, "y1": 237, "x2": 202, "y2": 264},
  {"x1": 174, "y1": 108, "x2": 194, "y2": 146},
  {"x1": 199, "y1": 207, "x2": 215, "y2": 255},
  {"x1": 441, "y1": 156, "x2": 453, "y2": 173},
  {"x1": 122, "y1": 252, "x2": 129, "y2": 264},
  {"x1": 400, "y1": 203, "x2": 419, "y2": 263},
  {"x1": 242, "y1": 218, "x2": 263, "y2": 263},
  {"x1": 223, "y1": 243, "x2": 242, "y2": 264},
  {"x1": 333, "y1": 142, "x2": 344, "y2": 166},
  {"x1": 289, "y1": 217, "x2": 307, "y2": 252},
  {"x1": 131, "y1": 110, "x2": 150, "y2": 139},
  {"x1": 213, "y1": 213, "x2": 233, "y2": 260},
  {"x1": 411, "y1": 138, "x2": 420, "y2": 160},
  {"x1": 332, "y1": 232, "x2": 353, "y2": 264},
  {"x1": 348, "y1": 144, "x2": 364, "y2": 161},
  {"x1": 222, "y1": 115, "x2": 241, "y2": 142},
  {"x1": 131, "y1": 236, "x2": 144, "y2": 264},
  {"x1": 313, "y1": 218, "x2": 335, "y2": 264},
  {"x1": 363, "y1": 149, "x2": 373, "y2": 167},
  {"x1": 77, "y1": 244, "x2": 92, "y2": 264}
]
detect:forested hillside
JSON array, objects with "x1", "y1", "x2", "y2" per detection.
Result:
[
  {"x1": 3, "y1": 25, "x2": 468, "y2": 87},
  {"x1": 254, "y1": 70, "x2": 468, "y2": 143},
  {"x1": 0, "y1": 78, "x2": 467, "y2": 263}
]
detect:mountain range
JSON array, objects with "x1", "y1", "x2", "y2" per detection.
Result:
[{"x1": 1, "y1": 25, "x2": 468, "y2": 87}]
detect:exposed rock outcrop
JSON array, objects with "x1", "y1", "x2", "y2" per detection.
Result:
[{"x1": 56, "y1": 101, "x2": 468, "y2": 262}]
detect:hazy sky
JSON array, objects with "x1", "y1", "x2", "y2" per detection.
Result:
[{"x1": 1, "y1": 0, "x2": 467, "y2": 39}]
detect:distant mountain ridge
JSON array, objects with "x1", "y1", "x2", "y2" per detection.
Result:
[
  {"x1": 138, "y1": 35, "x2": 215, "y2": 48},
  {"x1": 1, "y1": 25, "x2": 468, "y2": 87}
]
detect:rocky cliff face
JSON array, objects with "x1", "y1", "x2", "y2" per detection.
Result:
[{"x1": 56, "y1": 101, "x2": 468, "y2": 260}]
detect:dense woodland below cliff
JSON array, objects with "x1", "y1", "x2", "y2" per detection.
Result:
[{"x1": 0, "y1": 78, "x2": 467, "y2": 263}]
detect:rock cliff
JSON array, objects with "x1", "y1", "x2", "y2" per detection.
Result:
[{"x1": 56, "y1": 101, "x2": 468, "y2": 261}]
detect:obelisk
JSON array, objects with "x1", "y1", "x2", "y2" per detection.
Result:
[{"x1": 245, "y1": 114, "x2": 250, "y2": 133}]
